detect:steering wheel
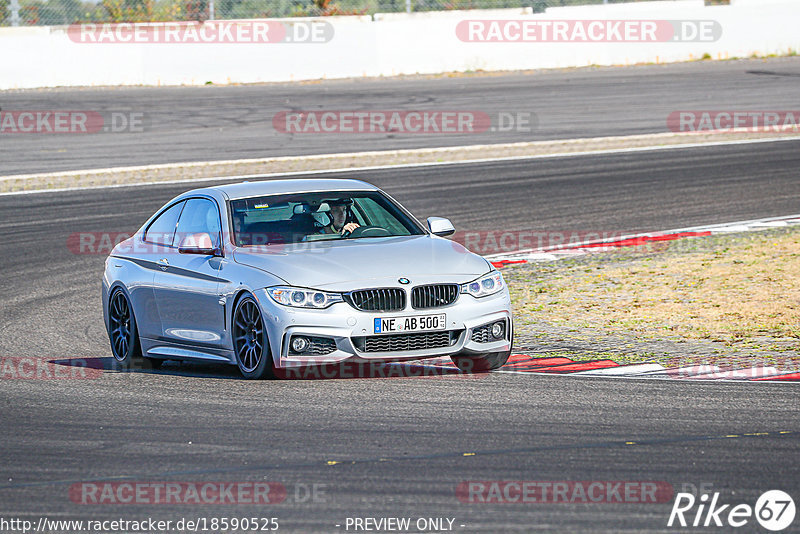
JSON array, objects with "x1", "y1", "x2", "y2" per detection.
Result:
[{"x1": 343, "y1": 226, "x2": 391, "y2": 238}]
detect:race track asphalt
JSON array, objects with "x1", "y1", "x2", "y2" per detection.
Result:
[
  {"x1": 2, "y1": 56, "x2": 800, "y2": 175},
  {"x1": 1, "y1": 141, "x2": 798, "y2": 532}
]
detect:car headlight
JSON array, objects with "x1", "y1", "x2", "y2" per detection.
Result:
[
  {"x1": 266, "y1": 286, "x2": 343, "y2": 309},
  {"x1": 461, "y1": 271, "x2": 505, "y2": 298}
]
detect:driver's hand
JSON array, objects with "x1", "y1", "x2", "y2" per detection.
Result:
[{"x1": 341, "y1": 223, "x2": 360, "y2": 234}]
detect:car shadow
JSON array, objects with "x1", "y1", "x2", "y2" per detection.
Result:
[
  {"x1": 48, "y1": 357, "x2": 477, "y2": 381},
  {"x1": 50, "y1": 357, "x2": 242, "y2": 379},
  {"x1": 274, "y1": 360, "x2": 476, "y2": 380}
]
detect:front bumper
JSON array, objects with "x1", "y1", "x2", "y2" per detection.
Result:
[{"x1": 254, "y1": 288, "x2": 512, "y2": 369}]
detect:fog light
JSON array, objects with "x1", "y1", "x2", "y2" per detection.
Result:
[
  {"x1": 491, "y1": 321, "x2": 505, "y2": 340},
  {"x1": 291, "y1": 336, "x2": 309, "y2": 353}
]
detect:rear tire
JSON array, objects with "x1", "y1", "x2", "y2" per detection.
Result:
[
  {"x1": 232, "y1": 295, "x2": 274, "y2": 379},
  {"x1": 108, "y1": 288, "x2": 142, "y2": 368}
]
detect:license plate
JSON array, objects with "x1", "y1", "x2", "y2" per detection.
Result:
[{"x1": 374, "y1": 314, "x2": 446, "y2": 334}]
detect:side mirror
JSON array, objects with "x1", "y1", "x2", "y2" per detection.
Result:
[
  {"x1": 427, "y1": 217, "x2": 455, "y2": 237},
  {"x1": 178, "y1": 232, "x2": 221, "y2": 256}
]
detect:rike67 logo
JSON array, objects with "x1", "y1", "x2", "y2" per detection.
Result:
[{"x1": 668, "y1": 490, "x2": 795, "y2": 531}]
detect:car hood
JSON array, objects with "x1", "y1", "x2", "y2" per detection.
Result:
[{"x1": 233, "y1": 235, "x2": 491, "y2": 290}]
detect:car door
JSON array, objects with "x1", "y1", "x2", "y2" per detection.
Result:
[
  {"x1": 152, "y1": 197, "x2": 226, "y2": 349},
  {"x1": 125, "y1": 199, "x2": 185, "y2": 341}
]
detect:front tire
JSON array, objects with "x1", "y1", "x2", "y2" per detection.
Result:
[
  {"x1": 108, "y1": 288, "x2": 142, "y2": 368},
  {"x1": 232, "y1": 295, "x2": 274, "y2": 379},
  {"x1": 451, "y1": 351, "x2": 510, "y2": 373}
]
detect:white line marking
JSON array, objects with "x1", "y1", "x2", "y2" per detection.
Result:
[
  {"x1": 633, "y1": 365, "x2": 723, "y2": 378},
  {"x1": 572, "y1": 363, "x2": 665, "y2": 376},
  {"x1": 6, "y1": 131, "x2": 796, "y2": 182},
  {"x1": 2, "y1": 135, "x2": 799, "y2": 197},
  {"x1": 683, "y1": 367, "x2": 780, "y2": 380},
  {"x1": 577, "y1": 375, "x2": 798, "y2": 384},
  {"x1": 395, "y1": 361, "x2": 796, "y2": 382}
]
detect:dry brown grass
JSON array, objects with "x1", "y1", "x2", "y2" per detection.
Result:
[{"x1": 508, "y1": 228, "x2": 800, "y2": 349}]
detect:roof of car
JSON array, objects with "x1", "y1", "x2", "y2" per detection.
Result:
[{"x1": 199, "y1": 178, "x2": 379, "y2": 200}]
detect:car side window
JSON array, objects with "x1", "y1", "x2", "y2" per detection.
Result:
[
  {"x1": 174, "y1": 198, "x2": 222, "y2": 248},
  {"x1": 143, "y1": 201, "x2": 185, "y2": 246},
  {"x1": 354, "y1": 197, "x2": 410, "y2": 235}
]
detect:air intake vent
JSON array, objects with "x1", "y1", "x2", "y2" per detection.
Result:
[
  {"x1": 352, "y1": 330, "x2": 463, "y2": 353},
  {"x1": 470, "y1": 324, "x2": 492, "y2": 343},
  {"x1": 345, "y1": 288, "x2": 406, "y2": 312},
  {"x1": 411, "y1": 284, "x2": 459, "y2": 309}
]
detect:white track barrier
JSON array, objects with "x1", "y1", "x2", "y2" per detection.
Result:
[{"x1": 0, "y1": 0, "x2": 798, "y2": 89}]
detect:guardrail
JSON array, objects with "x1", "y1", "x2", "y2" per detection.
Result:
[{"x1": 0, "y1": 0, "x2": 796, "y2": 89}]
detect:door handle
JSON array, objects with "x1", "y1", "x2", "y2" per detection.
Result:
[{"x1": 157, "y1": 258, "x2": 169, "y2": 271}]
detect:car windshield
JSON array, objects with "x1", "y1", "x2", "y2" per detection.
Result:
[{"x1": 230, "y1": 190, "x2": 425, "y2": 246}]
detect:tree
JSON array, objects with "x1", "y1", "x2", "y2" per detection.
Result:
[
  {"x1": 101, "y1": 0, "x2": 154, "y2": 21},
  {"x1": 183, "y1": 0, "x2": 207, "y2": 20}
]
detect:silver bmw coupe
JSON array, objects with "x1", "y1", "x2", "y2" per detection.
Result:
[{"x1": 103, "y1": 179, "x2": 512, "y2": 379}]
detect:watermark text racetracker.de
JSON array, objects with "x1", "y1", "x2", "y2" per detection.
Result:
[
  {"x1": 68, "y1": 481, "x2": 321, "y2": 505},
  {"x1": 453, "y1": 230, "x2": 628, "y2": 256},
  {"x1": 67, "y1": 20, "x2": 333, "y2": 44},
  {"x1": 275, "y1": 358, "x2": 483, "y2": 380},
  {"x1": 66, "y1": 229, "x2": 692, "y2": 257},
  {"x1": 0, "y1": 357, "x2": 101, "y2": 380},
  {"x1": 457, "y1": 481, "x2": 674, "y2": 504},
  {"x1": 69, "y1": 232, "x2": 408, "y2": 255},
  {"x1": 449, "y1": 229, "x2": 771, "y2": 257},
  {"x1": 0, "y1": 111, "x2": 146, "y2": 134},
  {"x1": 456, "y1": 20, "x2": 721, "y2": 43},
  {"x1": 668, "y1": 111, "x2": 800, "y2": 133},
  {"x1": 272, "y1": 110, "x2": 536, "y2": 134}
]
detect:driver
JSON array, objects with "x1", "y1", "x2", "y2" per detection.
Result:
[{"x1": 320, "y1": 198, "x2": 360, "y2": 235}]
